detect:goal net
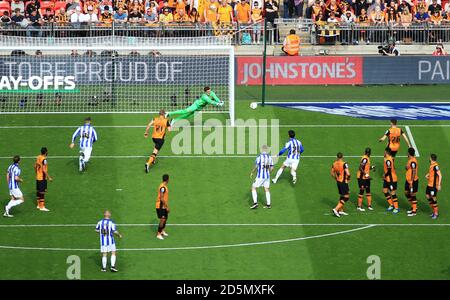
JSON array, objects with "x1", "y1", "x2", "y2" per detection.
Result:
[{"x1": 0, "y1": 37, "x2": 235, "y2": 125}]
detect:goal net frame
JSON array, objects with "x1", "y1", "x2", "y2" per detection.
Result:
[{"x1": 0, "y1": 44, "x2": 235, "y2": 126}]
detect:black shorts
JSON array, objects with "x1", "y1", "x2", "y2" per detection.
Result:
[
  {"x1": 156, "y1": 208, "x2": 168, "y2": 219},
  {"x1": 386, "y1": 147, "x2": 398, "y2": 157},
  {"x1": 36, "y1": 180, "x2": 47, "y2": 193},
  {"x1": 404, "y1": 180, "x2": 419, "y2": 193},
  {"x1": 383, "y1": 181, "x2": 397, "y2": 191},
  {"x1": 358, "y1": 178, "x2": 371, "y2": 189},
  {"x1": 337, "y1": 182, "x2": 349, "y2": 195},
  {"x1": 153, "y1": 138, "x2": 165, "y2": 151},
  {"x1": 426, "y1": 186, "x2": 438, "y2": 197}
]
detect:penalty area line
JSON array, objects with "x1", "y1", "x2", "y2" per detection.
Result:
[
  {"x1": 405, "y1": 126, "x2": 421, "y2": 157},
  {"x1": 0, "y1": 155, "x2": 409, "y2": 159}
]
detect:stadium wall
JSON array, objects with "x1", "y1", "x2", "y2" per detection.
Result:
[{"x1": 236, "y1": 56, "x2": 450, "y2": 85}]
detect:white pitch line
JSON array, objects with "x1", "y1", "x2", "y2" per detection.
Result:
[
  {"x1": 0, "y1": 124, "x2": 450, "y2": 129},
  {"x1": 405, "y1": 126, "x2": 421, "y2": 157},
  {"x1": 0, "y1": 223, "x2": 448, "y2": 228},
  {"x1": 0, "y1": 225, "x2": 375, "y2": 251},
  {"x1": 0, "y1": 155, "x2": 408, "y2": 159}
]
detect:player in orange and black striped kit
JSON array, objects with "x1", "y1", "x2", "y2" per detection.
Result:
[
  {"x1": 425, "y1": 154, "x2": 442, "y2": 219},
  {"x1": 331, "y1": 152, "x2": 351, "y2": 218},
  {"x1": 155, "y1": 174, "x2": 170, "y2": 240},
  {"x1": 405, "y1": 148, "x2": 419, "y2": 217},
  {"x1": 378, "y1": 119, "x2": 411, "y2": 158},
  {"x1": 34, "y1": 147, "x2": 53, "y2": 212},
  {"x1": 357, "y1": 147, "x2": 373, "y2": 212},
  {"x1": 383, "y1": 148, "x2": 399, "y2": 214},
  {"x1": 144, "y1": 110, "x2": 171, "y2": 173}
]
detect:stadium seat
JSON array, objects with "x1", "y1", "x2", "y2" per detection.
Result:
[
  {"x1": 53, "y1": 1, "x2": 66, "y2": 12},
  {"x1": 40, "y1": 1, "x2": 54, "y2": 11},
  {"x1": 0, "y1": 1, "x2": 11, "y2": 13}
]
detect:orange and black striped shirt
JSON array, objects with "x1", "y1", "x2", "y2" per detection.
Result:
[
  {"x1": 35, "y1": 154, "x2": 48, "y2": 181},
  {"x1": 427, "y1": 162, "x2": 440, "y2": 188},
  {"x1": 405, "y1": 156, "x2": 419, "y2": 184},
  {"x1": 385, "y1": 127, "x2": 404, "y2": 152},
  {"x1": 152, "y1": 116, "x2": 170, "y2": 139},
  {"x1": 332, "y1": 160, "x2": 350, "y2": 183},
  {"x1": 357, "y1": 154, "x2": 371, "y2": 179},
  {"x1": 384, "y1": 154, "x2": 397, "y2": 182},
  {"x1": 156, "y1": 182, "x2": 169, "y2": 209}
]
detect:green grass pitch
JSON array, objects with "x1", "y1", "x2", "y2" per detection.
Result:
[{"x1": 0, "y1": 85, "x2": 449, "y2": 280}]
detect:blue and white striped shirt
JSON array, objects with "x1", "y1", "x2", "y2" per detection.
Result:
[
  {"x1": 7, "y1": 163, "x2": 21, "y2": 190},
  {"x1": 255, "y1": 153, "x2": 273, "y2": 179},
  {"x1": 72, "y1": 124, "x2": 98, "y2": 148},
  {"x1": 95, "y1": 219, "x2": 116, "y2": 247},
  {"x1": 279, "y1": 138, "x2": 304, "y2": 160}
]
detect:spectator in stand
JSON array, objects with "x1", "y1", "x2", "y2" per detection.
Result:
[
  {"x1": 327, "y1": 10, "x2": 339, "y2": 22},
  {"x1": 167, "y1": 0, "x2": 177, "y2": 12},
  {"x1": 145, "y1": 0, "x2": 159, "y2": 15},
  {"x1": 100, "y1": 6, "x2": 113, "y2": 23},
  {"x1": 397, "y1": 0, "x2": 412, "y2": 16},
  {"x1": 326, "y1": 0, "x2": 342, "y2": 19},
  {"x1": 84, "y1": 0, "x2": 99, "y2": 14},
  {"x1": 175, "y1": 0, "x2": 187, "y2": 13},
  {"x1": 264, "y1": 0, "x2": 279, "y2": 42},
  {"x1": 71, "y1": 49, "x2": 79, "y2": 56},
  {"x1": 99, "y1": 0, "x2": 113, "y2": 13},
  {"x1": 414, "y1": 6, "x2": 430, "y2": 22},
  {"x1": 128, "y1": 6, "x2": 143, "y2": 23},
  {"x1": 115, "y1": 0, "x2": 128, "y2": 12},
  {"x1": 367, "y1": 0, "x2": 384, "y2": 15},
  {"x1": 11, "y1": 0, "x2": 25, "y2": 15},
  {"x1": 430, "y1": 9, "x2": 443, "y2": 23},
  {"x1": 311, "y1": 0, "x2": 325, "y2": 20},
  {"x1": 27, "y1": 9, "x2": 43, "y2": 37},
  {"x1": 26, "y1": 0, "x2": 41, "y2": 17},
  {"x1": 341, "y1": 10, "x2": 357, "y2": 44},
  {"x1": 444, "y1": 5, "x2": 450, "y2": 21},
  {"x1": 251, "y1": 1, "x2": 262, "y2": 43},
  {"x1": 1, "y1": 11, "x2": 12, "y2": 25},
  {"x1": 114, "y1": 7, "x2": 128, "y2": 23},
  {"x1": 339, "y1": 1, "x2": 352, "y2": 15},
  {"x1": 370, "y1": 5, "x2": 385, "y2": 24},
  {"x1": 415, "y1": 0, "x2": 428, "y2": 14},
  {"x1": 129, "y1": 0, "x2": 144, "y2": 13},
  {"x1": 55, "y1": 7, "x2": 69, "y2": 24},
  {"x1": 352, "y1": 0, "x2": 369, "y2": 17},
  {"x1": 85, "y1": 5, "x2": 99, "y2": 23},
  {"x1": 143, "y1": 7, "x2": 158, "y2": 24},
  {"x1": 315, "y1": 9, "x2": 326, "y2": 24},
  {"x1": 11, "y1": 8, "x2": 25, "y2": 25},
  {"x1": 386, "y1": 6, "x2": 398, "y2": 25},
  {"x1": 357, "y1": 8, "x2": 370, "y2": 44},
  {"x1": 159, "y1": 7, "x2": 173, "y2": 23},
  {"x1": 66, "y1": 0, "x2": 82, "y2": 15},
  {"x1": 217, "y1": 0, "x2": 233, "y2": 24},
  {"x1": 174, "y1": 7, "x2": 190, "y2": 21},
  {"x1": 70, "y1": 6, "x2": 85, "y2": 26},
  {"x1": 236, "y1": 0, "x2": 251, "y2": 25},
  {"x1": 284, "y1": 0, "x2": 293, "y2": 18},
  {"x1": 41, "y1": 7, "x2": 54, "y2": 24},
  {"x1": 428, "y1": 0, "x2": 442, "y2": 15},
  {"x1": 189, "y1": 7, "x2": 200, "y2": 23},
  {"x1": 204, "y1": 0, "x2": 219, "y2": 25},
  {"x1": 432, "y1": 43, "x2": 448, "y2": 55},
  {"x1": 399, "y1": 6, "x2": 412, "y2": 25}
]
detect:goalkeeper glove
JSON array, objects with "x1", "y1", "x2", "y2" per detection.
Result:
[{"x1": 218, "y1": 101, "x2": 224, "y2": 107}]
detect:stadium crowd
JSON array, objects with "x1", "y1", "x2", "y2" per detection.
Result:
[{"x1": 0, "y1": 0, "x2": 268, "y2": 27}]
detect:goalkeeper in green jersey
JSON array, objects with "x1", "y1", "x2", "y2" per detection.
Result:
[{"x1": 167, "y1": 87, "x2": 224, "y2": 125}]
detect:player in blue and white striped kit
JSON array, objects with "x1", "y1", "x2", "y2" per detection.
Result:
[
  {"x1": 250, "y1": 145, "x2": 274, "y2": 209},
  {"x1": 272, "y1": 130, "x2": 304, "y2": 185},
  {"x1": 95, "y1": 210, "x2": 122, "y2": 272},
  {"x1": 70, "y1": 117, "x2": 98, "y2": 172},
  {"x1": 4, "y1": 155, "x2": 24, "y2": 218}
]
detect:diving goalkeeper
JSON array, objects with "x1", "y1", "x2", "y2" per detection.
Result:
[{"x1": 167, "y1": 86, "x2": 224, "y2": 125}]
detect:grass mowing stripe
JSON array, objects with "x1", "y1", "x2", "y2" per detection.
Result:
[{"x1": 0, "y1": 223, "x2": 448, "y2": 227}]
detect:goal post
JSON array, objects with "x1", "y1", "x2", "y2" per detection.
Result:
[{"x1": 0, "y1": 43, "x2": 235, "y2": 126}]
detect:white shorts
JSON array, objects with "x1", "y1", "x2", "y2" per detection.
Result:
[
  {"x1": 252, "y1": 178, "x2": 270, "y2": 189},
  {"x1": 283, "y1": 158, "x2": 299, "y2": 169},
  {"x1": 100, "y1": 244, "x2": 116, "y2": 253},
  {"x1": 9, "y1": 188, "x2": 23, "y2": 199},
  {"x1": 80, "y1": 147, "x2": 93, "y2": 162}
]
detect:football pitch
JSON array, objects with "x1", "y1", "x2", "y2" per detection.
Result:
[{"x1": 0, "y1": 85, "x2": 449, "y2": 280}]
